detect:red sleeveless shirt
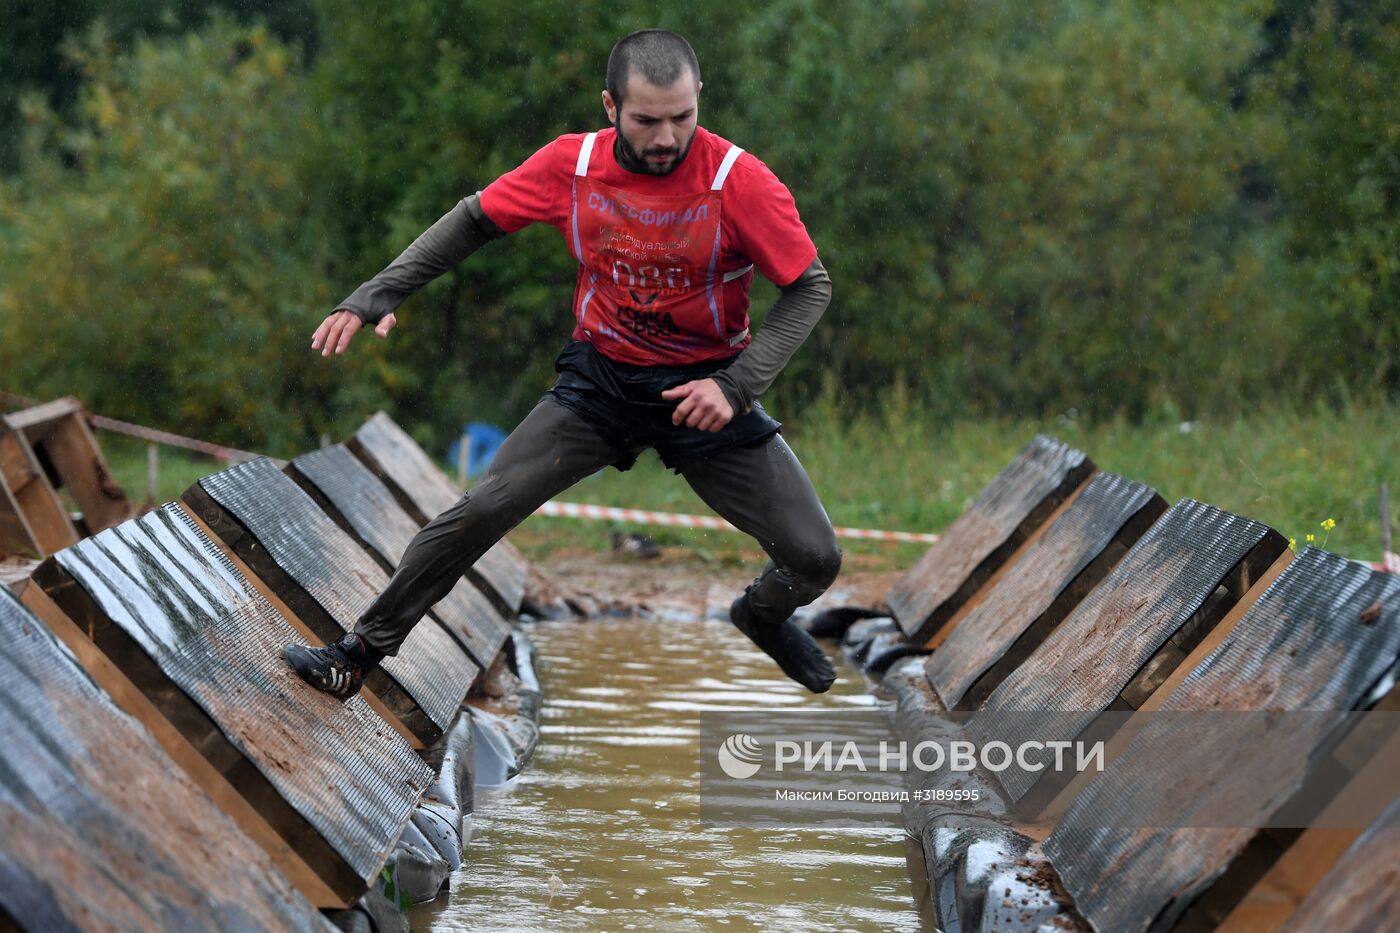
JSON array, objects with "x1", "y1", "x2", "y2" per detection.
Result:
[{"x1": 480, "y1": 127, "x2": 817, "y2": 366}]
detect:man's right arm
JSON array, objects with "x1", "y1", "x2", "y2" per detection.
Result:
[{"x1": 337, "y1": 192, "x2": 506, "y2": 326}]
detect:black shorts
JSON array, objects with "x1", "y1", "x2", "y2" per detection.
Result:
[{"x1": 545, "y1": 340, "x2": 781, "y2": 472}]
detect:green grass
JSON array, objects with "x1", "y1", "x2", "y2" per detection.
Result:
[
  {"x1": 99, "y1": 433, "x2": 239, "y2": 507},
  {"x1": 507, "y1": 397, "x2": 1399, "y2": 571},
  {"x1": 97, "y1": 399, "x2": 1399, "y2": 572}
]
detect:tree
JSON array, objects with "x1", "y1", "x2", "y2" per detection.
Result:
[
  {"x1": 0, "y1": 18, "x2": 355, "y2": 450},
  {"x1": 1255, "y1": 1, "x2": 1400, "y2": 400}
]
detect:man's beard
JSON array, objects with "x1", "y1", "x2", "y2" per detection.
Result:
[{"x1": 616, "y1": 126, "x2": 696, "y2": 176}]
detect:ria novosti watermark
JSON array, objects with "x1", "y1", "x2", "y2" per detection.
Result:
[
  {"x1": 698, "y1": 709, "x2": 1400, "y2": 830},
  {"x1": 718, "y1": 732, "x2": 1104, "y2": 779}
]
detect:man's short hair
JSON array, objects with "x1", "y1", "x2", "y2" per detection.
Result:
[{"x1": 606, "y1": 30, "x2": 701, "y2": 106}]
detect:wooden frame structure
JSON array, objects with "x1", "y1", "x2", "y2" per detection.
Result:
[{"x1": 0, "y1": 397, "x2": 129, "y2": 558}]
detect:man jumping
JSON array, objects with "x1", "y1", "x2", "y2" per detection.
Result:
[{"x1": 284, "y1": 29, "x2": 841, "y2": 699}]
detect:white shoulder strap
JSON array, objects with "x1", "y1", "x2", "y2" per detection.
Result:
[
  {"x1": 711, "y1": 145, "x2": 744, "y2": 191},
  {"x1": 576, "y1": 132, "x2": 598, "y2": 177}
]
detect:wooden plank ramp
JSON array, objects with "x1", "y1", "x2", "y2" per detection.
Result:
[
  {"x1": 27, "y1": 504, "x2": 433, "y2": 906},
  {"x1": 0, "y1": 586, "x2": 332, "y2": 929},
  {"x1": 926, "y1": 471, "x2": 1166, "y2": 711},
  {"x1": 1043, "y1": 548, "x2": 1400, "y2": 932},
  {"x1": 968, "y1": 498, "x2": 1289, "y2": 812},
  {"x1": 288, "y1": 444, "x2": 511, "y2": 672},
  {"x1": 886, "y1": 434, "x2": 1095, "y2": 645},
  {"x1": 181, "y1": 458, "x2": 477, "y2": 746},
  {"x1": 348, "y1": 412, "x2": 530, "y2": 616}
]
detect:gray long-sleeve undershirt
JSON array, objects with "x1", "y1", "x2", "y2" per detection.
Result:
[
  {"x1": 339, "y1": 193, "x2": 505, "y2": 325},
  {"x1": 336, "y1": 193, "x2": 831, "y2": 415}
]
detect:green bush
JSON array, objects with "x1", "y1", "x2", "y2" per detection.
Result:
[{"x1": 0, "y1": 19, "x2": 366, "y2": 450}]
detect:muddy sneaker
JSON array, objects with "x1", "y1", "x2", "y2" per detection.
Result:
[
  {"x1": 729, "y1": 595, "x2": 837, "y2": 693},
  {"x1": 282, "y1": 632, "x2": 375, "y2": 701}
]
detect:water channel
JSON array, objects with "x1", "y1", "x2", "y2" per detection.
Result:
[{"x1": 413, "y1": 608, "x2": 924, "y2": 931}]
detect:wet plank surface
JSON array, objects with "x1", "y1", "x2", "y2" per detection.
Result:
[
  {"x1": 1045, "y1": 549, "x2": 1400, "y2": 933},
  {"x1": 290, "y1": 445, "x2": 510, "y2": 669},
  {"x1": 970, "y1": 499, "x2": 1285, "y2": 804},
  {"x1": 36, "y1": 504, "x2": 433, "y2": 898},
  {"x1": 349, "y1": 412, "x2": 529, "y2": 615},
  {"x1": 886, "y1": 434, "x2": 1093, "y2": 644},
  {"x1": 0, "y1": 584, "x2": 330, "y2": 931},
  {"x1": 1282, "y1": 792, "x2": 1400, "y2": 933},
  {"x1": 926, "y1": 471, "x2": 1164, "y2": 710},
  {"x1": 187, "y1": 458, "x2": 473, "y2": 743}
]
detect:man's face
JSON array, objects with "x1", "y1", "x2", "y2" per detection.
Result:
[{"x1": 603, "y1": 70, "x2": 701, "y2": 176}]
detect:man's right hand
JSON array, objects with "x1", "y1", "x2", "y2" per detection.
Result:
[{"x1": 311, "y1": 309, "x2": 397, "y2": 357}]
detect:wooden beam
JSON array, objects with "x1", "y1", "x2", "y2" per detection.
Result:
[
  {"x1": 40, "y1": 412, "x2": 129, "y2": 532},
  {"x1": 1, "y1": 397, "x2": 82, "y2": 436},
  {"x1": 0, "y1": 482, "x2": 40, "y2": 559},
  {"x1": 0, "y1": 428, "x2": 76, "y2": 555}
]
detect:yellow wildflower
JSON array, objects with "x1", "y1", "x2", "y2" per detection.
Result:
[
  {"x1": 1288, "y1": 537, "x2": 1297, "y2": 552},
  {"x1": 1321, "y1": 518, "x2": 1336, "y2": 531}
]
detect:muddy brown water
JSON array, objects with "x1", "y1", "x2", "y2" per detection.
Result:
[{"x1": 412, "y1": 598, "x2": 923, "y2": 931}]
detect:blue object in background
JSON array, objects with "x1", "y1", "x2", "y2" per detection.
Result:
[{"x1": 446, "y1": 422, "x2": 508, "y2": 479}]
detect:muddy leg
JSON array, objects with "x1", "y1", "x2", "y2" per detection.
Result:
[{"x1": 355, "y1": 398, "x2": 619, "y2": 657}]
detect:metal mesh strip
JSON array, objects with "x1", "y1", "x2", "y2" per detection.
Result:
[{"x1": 198, "y1": 459, "x2": 470, "y2": 731}]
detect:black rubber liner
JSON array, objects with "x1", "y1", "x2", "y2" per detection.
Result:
[
  {"x1": 926, "y1": 471, "x2": 1165, "y2": 710},
  {"x1": 289, "y1": 445, "x2": 509, "y2": 671},
  {"x1": 1045, "y1": 549, "x2": 1400, "y2": 933},
  {"x1": 184, "y1": 458, "x2": 471, "y2": 744},
  {"x1": 886, "y1": 661, "x2": 1084, "y2": 931},
  {"x1": 887, "y1": 434, "x2": 1094, "y2": 644},
  {"x1": 0, "y1": 583, "x2": 329, "y2": 931},
  {"x1": 970, "y1": 498, "x2": 1287, "y2": 807},
  {"x1": 348, "y1": 412, "x2": 529, "y2": 616}
]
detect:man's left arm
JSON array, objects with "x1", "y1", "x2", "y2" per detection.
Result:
[
  {"x1": 664, "y1": 154, "x2": 828, "y2": 431},
  {"x1": 663, "y1": 258, "x2": 831, "y2": 430},
  {"x1": 710, "y1": 257, "x2": 832, "y2": 416}
]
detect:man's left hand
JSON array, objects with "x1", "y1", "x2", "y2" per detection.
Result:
[{"x1": 661, "y1": 378, "x2": 734, "y2": 432}]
